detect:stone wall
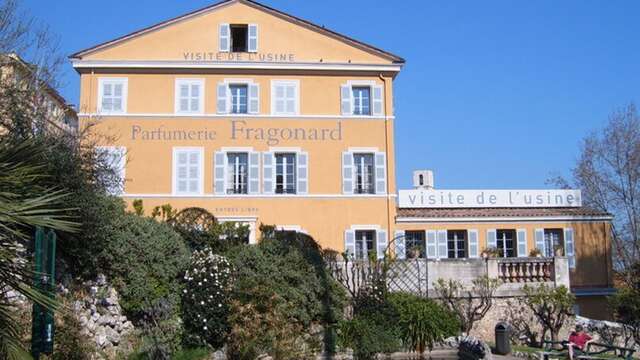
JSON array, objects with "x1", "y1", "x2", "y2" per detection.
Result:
[{"x1": 67, "y1": 275, "x2": 135, "y2": 358}]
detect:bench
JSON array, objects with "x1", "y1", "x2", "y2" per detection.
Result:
[{"x1": 537, "y1": 341, "x2": 636, "y2": 360}]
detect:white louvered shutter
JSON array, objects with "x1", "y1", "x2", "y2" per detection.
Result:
[
  {"x1": 564, "y1": 228, "x2": 576, "y2": 268},
  {"x1": 219, "y1": 24, "x2": 230, "y2": 52},
  {"x1": 248, "y1": 152, "x2": 260, "y2": 194},
  {"x1": 517, "y1": 229, "x2": 528, "y2": 257},
  {"x1": 376, "y1": 229, "x2": 388, "y2": 260},
  {"x1": 297, "y1": 152, "x2": 308, "y2": 194},
  {"x1": 262, "y1": 152, "x2": 275, "y2": 194},
  {"x1": 342, "y1": 152, "x2": 354, "y2": 194},
  {"x1": 437, "y1": 230, "x2": 447, "y2": 259},
  {"x1": 214, "y1": 151, "x2": 226, "y2": 194},
  {"x1": 374, "y1": 152, "x2": 387, "y2": 194},
  {"x1": 426, "y1": 230, "x2": 437, "y2": 259},
  {"x1": 487, "y1": 229, "x2": 497, "y2": 249},
  {"x1": 394, "y1": 230, "x2": 405, "y2": 260},
  {"x1": 535, "y1": 229, "x2": 546, "y2": 256},
  {"x1": 217, "y1": 82, "x2": 228, "y2": 114},
  {"x1": 340, "y1": 84, "x2": 352, "y2": 115},
  {"x1": 468, "y1": 229, "x2": 479, "y2": 258},
  {"x1": 372, "y1": 85, "x2": 383, "y2": 116},
  {"x1": 344, "y1": 230, "x2": 355, "y2": 258},
  {"x1": 248, "y1": 24, "x2": 258, "y2": 52},
  {"x1": 248, "y1": 83, "x2": 260, "y2": 114}
]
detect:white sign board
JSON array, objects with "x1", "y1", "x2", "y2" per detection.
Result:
[{"x1": 398, "y1": 189, "x2": 582, "y2": 208}]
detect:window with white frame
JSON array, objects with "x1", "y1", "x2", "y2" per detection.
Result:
[
  {"x1": 96, "y1": 146, "x2": 126, "y2": 195},
  {"x1": 353, "y1": 153, "x2": 375, "y2": 194},
  {"x1": 543, "y1": 229, "x2": 564, "y2": 257},
  {"x1": 98, "y1": 78, "x2": 127, "y2": 114},
  {"x1": 229, "y1": 84, "x2": 248, "y2": 114},
  {"x1": 219, "y1": 24, "x2": 258, "y2": 53},
  {"x1": 340, "y1": 82, "x2": 383, "y2": 116},
  {"x1": 496, "y1": 229, "x2": 516, "y2": 258},
  {"x1": 404, "y1": 230, "x2": 425, "y2": 258},
  {"x1": 342, "y1": 150, "x2": 386, "y2": 195},
  {"x1": 226, "y1": 152, "x2": 249, "y2": 194},
  {"x1": 447, "y1": 230, "x2": 467, "y2": 259},
  {"x1": 175, "y1": 79, "x2": 204, "y2": 114},
  {"x1": 173, "y1": 148, "x2": 203, "y2": 195},
  {"x1": 217, "y1": 80, "x2": 259, "y2": 114},
  {"x1": 275, "y1": 153, "x2": 297, "y2": 194},
  {"x1": 355, "y1": 230, "x2": 376, "y2": 260},
  {"x1": 271, "y1": 80, "x2": 299, "y2": 115}
]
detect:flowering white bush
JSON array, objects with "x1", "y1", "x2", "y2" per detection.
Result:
[{"x1": 182, "y1": 250, "x2": 234, "y2": 347}]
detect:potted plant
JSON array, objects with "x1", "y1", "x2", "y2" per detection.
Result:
[
  {"x1": 407, "y1": 246, "x2": 423, "y2": 259},
  {"x1": 481, "y1": 246, "x2": 500, "y2": 258},
  {"x1": 529, "y1": 248, "x2": 543, "y2": 258},
  {"x1": 554, "y1": 245, "x2": 564, "y2": 257}
]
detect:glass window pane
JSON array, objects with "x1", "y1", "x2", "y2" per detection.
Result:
[
  {"x1": 180, "y1": 84, "x2": 189, "y2": 97},
  {"x1": 114, "y1": 84, "x2": 122, "y2": 96}
]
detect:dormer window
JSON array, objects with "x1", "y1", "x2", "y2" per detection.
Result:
[
  {"x1": 231, "y1": 25, "x2": 248, "y2": 52},
  {"x1": 219, "y1": 24, "x2": 258, "y2": 53}
]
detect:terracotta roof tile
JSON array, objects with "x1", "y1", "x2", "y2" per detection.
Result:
[{"x1": 396, "y1": 207, "x2": 611, "y2": 219}]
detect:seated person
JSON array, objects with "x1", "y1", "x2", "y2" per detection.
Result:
[{"x1": 568, "y1": 324, "x2": 593, "y2": 360}]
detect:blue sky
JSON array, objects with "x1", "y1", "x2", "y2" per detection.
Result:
[{"x1": 22, "y1": 0, "x2": 640, "y2": 190}]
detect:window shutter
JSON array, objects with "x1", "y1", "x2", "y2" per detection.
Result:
[
  {"x1": 487, "y1": 229, "x2": 497, "y2": 249},
  {"x1": 340, "y1": 84, "x2": 352, "y2": 115},
  {"x1": 262, "y1": 152, "x2": 275, "y2": 194},
  {"x1": 248, "y1": 83, "x2": 260, "y2": 114},
  {"x1": 517, "y1": 229, "x2": 528, "y2": 257},
  {"x1": 214, "y1": 151, "x2": 226, "y2": 194},
  {"x1": 219, "y1": 23, "x2": 230, "y2": 52},
  {"x1": 342, "y1": 152, "x2": 354, "y2": 194},
  {"x1": 535, "y1": 229, "x2": 546, "y2": 256},
  {"x1": 437, "y1": 230, "x2": 447, "y2": 259},
  {"x1": 248, "y1": 152, "x2": 260, "y2": 194},
  {"x1": 248, "y1": 24, "x2": 258, "y2": 52},
  {"x1": 426, "y1": 230, "x2": 437, "y2": 259},
  {"x1": 372, "y1": 85, "x2": 383, "y2": 116},
  {"x1": 376, "y1": 229, "x2": 388, "y2": 260},
  {"x1": 394, "y1": 230, "x2": 405, "y2": 260},
  {"x1": 297, "y1": 152, "x2": 308, "y2": 194},
  {"x1": 216, "y1": 82, "x2": 228, "y2": 114},
  {"x1": 344, "y1": 229, "x2": 355, "y2": 259},
  {"x1": 564, "y1": 228, "x2": 576, "y2": 268},
  {"x1": 374, "y1": 152, "x2": 386, "y2": 194},
  {"x1": 468, "y1": 229, "x2": 479, "y2": 258}
]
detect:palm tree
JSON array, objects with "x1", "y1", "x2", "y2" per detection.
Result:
[{"x1": 0, "y1": 138, "x2": 77, "y2": 359}]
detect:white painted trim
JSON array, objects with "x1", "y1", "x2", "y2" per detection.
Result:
[
  {"x1": 97, "y1": 77, "x2": 128, "y2": 114},
  {"x1": 270, "y1": 79, "x2": 300, "y2": 116},
  {"x1": 220, "y1": 146, "x2": 254, "y2": 152},
  {"x1": 348, "y1": 147, "x2": 380, "y2": 152},
  {"x1": 275, "y1": 225, "x2": 308, "y2": 234},
  {"x1": 346, "y1": 80, "x2": 379, "y2": 87},
  {"x1": 174, "y1": 78, "x2": 205, "y2": 115},
  {"x1": 72, "y1": 60, "x2": 402, "y2": 72},
  {"x1": 350, "y1": 224, "x2": 382, "y2": 230},
  {"x1": 121, "y1": 193, "x2": 395, "y2": 199},
  {"x1": 171, "y1": 147, "x2": 205, "y2": 196},
  {"x1": 269, "y1": 147, "x2": 302, "y2": 153},
  {"x1": 396, "y1": 215, "x2": 614, "y2": 223},
  {"x1": 78, "y1": 112, "x2": 393, "y2": 120},
  {"x1": 223, "y1": 78, "x2": 256, "y2": 85}
]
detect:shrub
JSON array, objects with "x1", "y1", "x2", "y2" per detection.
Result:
[
  {"x1": 388, "y1": 292, "x2": 460, "y2": 353},
  {"x1": 225, "y1": 228, "x2": 346, "y2": 357},
  {"x1": 53, "y1": 304, "x2": 97, "y2": 360},
  {"x1": 136, "y1": 298, "x2": 184, "y2": 360},
  {"x1": 338, "y1": 312, "x2": 401, "y2": 360},
  {"x1": 98, "y1": 213, "x2": 189, "y2": 318},
  {"x1": 182, "y1": 250, "x2": 234, "y2": 348}
]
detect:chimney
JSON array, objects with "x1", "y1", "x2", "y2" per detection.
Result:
[{"x1": 413, "y1": 170, "x2": 434, "y2": 190}]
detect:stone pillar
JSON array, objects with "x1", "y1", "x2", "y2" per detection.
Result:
[
  {"x1": 486, "y1": 258, "x2": 499, "y2": 279},
  {"x1": 554, "y1": 256, "x2": 570, "y2": 288}
]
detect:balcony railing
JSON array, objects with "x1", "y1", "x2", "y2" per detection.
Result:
[{"x1": 495, "y1": 257, "x2": 555, "y2": 283}]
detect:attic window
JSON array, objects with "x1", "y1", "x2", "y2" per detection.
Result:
[{"x1": 231, "y1": 25, "x2": 248, "y2": 52}]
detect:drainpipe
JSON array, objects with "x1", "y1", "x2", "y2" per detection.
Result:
[{"x1": 379, "y1": 73, "x2": 393, "y2": 239}]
